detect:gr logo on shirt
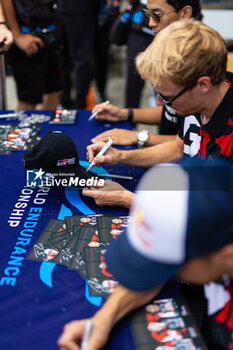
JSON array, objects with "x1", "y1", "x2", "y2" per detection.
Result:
[{"x1": 183, "y1": 116, "x2": 201, "y2": 157}]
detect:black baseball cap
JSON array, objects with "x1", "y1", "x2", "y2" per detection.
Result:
[{"x1": 22, "y1": 131, "x2": 93, "y2": 180}]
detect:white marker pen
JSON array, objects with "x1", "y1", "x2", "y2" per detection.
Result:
[
  {"x1": 81, "y1": 320, "x2": 92, "y2": 349},
  {"x1": 87, "y1": 138, "x2": 114, "y2": 172},
  {"x1": 88, "y1": 100, "x2": 110, "y2": 121}
]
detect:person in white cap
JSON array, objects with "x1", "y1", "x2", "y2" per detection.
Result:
[{"x1": 58, "y1": 158, "x2": 233, "y2": 350}]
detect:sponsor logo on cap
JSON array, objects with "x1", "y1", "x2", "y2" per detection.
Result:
[{"x1": 57, "y1": 158, "x2": 75, "y2": 166}]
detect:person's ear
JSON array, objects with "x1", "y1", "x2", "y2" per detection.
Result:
[
  {"x1": 178, "y1": 6, "x2": 193, "y2": 19},
  {"x1": 220, "y1": 244, "x2": 233, "y2": 275},
  {"x1": 196, "y1": 76, "x2": 211, "y2": 94}
]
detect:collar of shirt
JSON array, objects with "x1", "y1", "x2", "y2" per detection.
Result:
[{"x1": 202, "y1": 72, "x2": 233, "y2": 138}]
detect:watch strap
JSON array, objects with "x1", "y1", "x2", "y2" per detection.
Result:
[
  {"x1": 127, "y1": 108, "x2": 134, "y2": 122},
  {"x1": 0, "y1": 22, "x2": 10, "y2": 30}
]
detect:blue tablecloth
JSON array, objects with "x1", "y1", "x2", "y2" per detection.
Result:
[{"x1": 0, "y1": 110, "x2": 146, "y2": 350}]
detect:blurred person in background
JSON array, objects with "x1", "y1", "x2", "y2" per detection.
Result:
[
  {"x1": 94, "y1": 0, "x2": 120, "y2": 102},
  {"x1": 58, "y1": 0, "x2": 119, "y2": 109},
  {"x1": 57, "y1": 0, "x2": 96, "y2": 109},
  {"x1": 125, "y1": 0, "x2": 155, "y2": 108},
  {"x1": 58, "y1": 0, "x2": 98, "y2": 109},
  {"x1": 0, "y1": 3, "x2": 13, "y2": 50},
  {"x1": 2, "y1": 0, "x2": 62, "y2": 110}
]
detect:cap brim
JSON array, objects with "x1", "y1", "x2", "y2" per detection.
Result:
[{"x1": 106, "y1": 231, "x2": 182, "y2": 292}]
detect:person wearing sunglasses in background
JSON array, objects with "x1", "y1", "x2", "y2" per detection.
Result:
[{"x1": 89, "y1": 0, "x2": 202, "y2": 149}]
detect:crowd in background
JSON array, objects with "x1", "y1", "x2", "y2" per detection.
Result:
[{"x1": 0, "y1": 0, "x2": 232, "y2": 111}]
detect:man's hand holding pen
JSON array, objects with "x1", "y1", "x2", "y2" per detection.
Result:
[{"x1": 86, "y1": 141, "x2": 121, "y2": 167}]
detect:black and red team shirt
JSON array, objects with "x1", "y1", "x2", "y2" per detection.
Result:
[
  {"x1": 178, "y1": 74, "x2": 233, "y2": 163},
  {"x1": 203, "y1": 276, "x2": 233, "y2": 350}
]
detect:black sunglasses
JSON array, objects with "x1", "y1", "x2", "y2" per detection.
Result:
[
  {"x1": 143, "y1": 8, "x2": 176, "y2": 24},
  {"x1": 157, "y1": 86, "x2": 189, "y2": 106}
]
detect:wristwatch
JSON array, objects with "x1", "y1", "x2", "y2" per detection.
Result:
[{"x1": 136, "y1": 129, "x2": 149, "y2": 148}]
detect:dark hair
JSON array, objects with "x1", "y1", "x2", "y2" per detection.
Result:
[{"x1": 167, "y1": 0, "x2": 203, "y2": 20}]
